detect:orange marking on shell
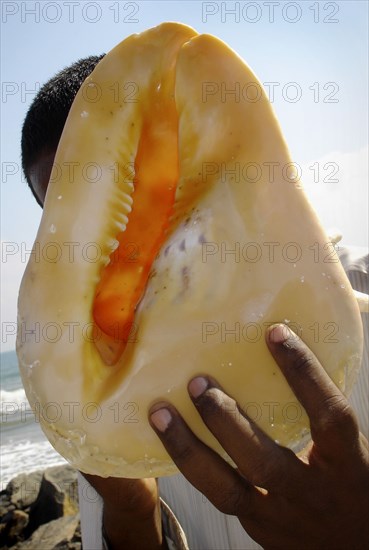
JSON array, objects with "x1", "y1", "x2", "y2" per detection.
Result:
[{"x1": 93, "y1": 78, "x2": 179, "y2": 364}]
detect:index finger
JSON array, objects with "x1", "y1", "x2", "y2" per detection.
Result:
[{"x1": 266, "y1": 324, "x2": 360, "y2": 461}]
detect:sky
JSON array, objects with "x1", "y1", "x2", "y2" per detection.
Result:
[{"x1": 1, "y1": 0, "x2": 368, "y2": 352}]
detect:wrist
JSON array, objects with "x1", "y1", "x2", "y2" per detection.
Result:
[{"x1": 102, "y1": 498, "x2": 165, "y2": 550}]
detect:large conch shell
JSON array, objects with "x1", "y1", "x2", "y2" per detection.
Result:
[{"x1": 17, "y1": 23, "x2": 363, "y2": 478}]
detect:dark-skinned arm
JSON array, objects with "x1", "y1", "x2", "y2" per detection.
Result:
[{"x1": 83, "y1": 475, "x2": 167, "y2": 550}]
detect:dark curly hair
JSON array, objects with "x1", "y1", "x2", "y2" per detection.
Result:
[{"x1": 21, "y1": 54, "x2": 105, "y2": 206}]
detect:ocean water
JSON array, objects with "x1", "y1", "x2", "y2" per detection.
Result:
[{"x1": 0, "y1": 350, "x2": 66, "y2": 489}]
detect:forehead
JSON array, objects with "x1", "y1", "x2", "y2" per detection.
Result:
[{"x1": 29, "y1": 149, "x2": 57, "y2": 206}]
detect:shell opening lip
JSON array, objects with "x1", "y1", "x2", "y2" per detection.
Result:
[{"x1": 92, "y1": 81, "x2": 180, "y2": 367}]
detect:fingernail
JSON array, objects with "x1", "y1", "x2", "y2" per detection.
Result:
[
  {"x1": 188, "y1": 377, "x2": 208, "y2": 398},
  {"x1": 150, "y1": 408, "x2": 172, "y2": 432},
  {"x1": 269, "y1": 324, "x2": 291, "y2": 344}
]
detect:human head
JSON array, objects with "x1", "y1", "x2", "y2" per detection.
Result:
[{"x1": 21, "y1": 54, "x2": 105, "y2": 207}]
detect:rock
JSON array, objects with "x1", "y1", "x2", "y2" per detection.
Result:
[
  {"x1": 0, "y1": 503, "x2": 14, "y2": 519},
  {"x1": 14, "y1": 513, "x2": 80, "y2": 549},
  {"x1": 0, "y1": 509, "x2": 29, "y2": 546},
  {"x1": 0, "y1": 466, "x2": 81, "y2": 549},
  {"x1": 55, "y1": 543, "x2": 82, "y2": 550},
  {"x1": 54, "y1": 543, "x2": 82, "y2": 550},
  {"x1": 9, "y1": 510, "x2": 29, "y2": 538},
  {"x1": 25, "y1": 465, "x2": 78, "y2": 537},
  {"x1": 6, "y1": 471, "x2": 43, "y2": 509},
  {"x1": 0, "y1": 491, "x2": 12, "y2": 518}
]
